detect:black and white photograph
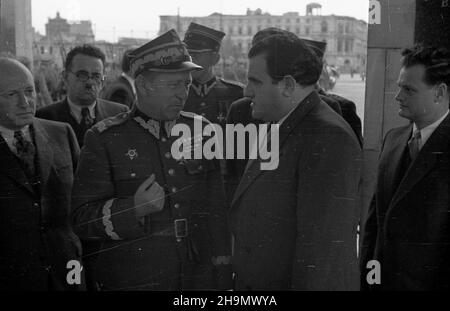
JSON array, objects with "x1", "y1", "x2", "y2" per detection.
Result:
[{"x1": 0, "y1": 0, "x2": 449, "y2": 297}]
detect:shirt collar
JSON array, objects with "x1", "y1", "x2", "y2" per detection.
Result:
[
  {"x1": 413, "y1": 109, "x2": 449, "y2": 149},
  {"x1": 0, "y1": 124, "x2": 31, "y2": 151},
  {"x1": 133, "y1": 109, "x2": 177, "y2": 140},
  {"x1": 67, "y1": 97, "x2": 96, "y2": 123}
]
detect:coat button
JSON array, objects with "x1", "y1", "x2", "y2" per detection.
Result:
[
  {"x1": 130, "y1": 173, "x2": 136, "y2": 178},
  {"x1": 174, "y1": 203, "x2": 180, "y2": 209},
  {"x1": 33, "y1": 202, "x2": 39, "y2": 208},
  {"x1": 168, "y1": 169, "x2": 175, "y2": 176},
  {"x1": 200, "y1": 102, "x2": 206, "y2": 107},
  {"x1": 171, "y1": 187, "x2": 177, "y2": 193},
  {"x1": 165, "y1": 152, "x2": 171, "y2": 159},
  {"x1": 161, "y1": 137, "x2": 167, "y2": 142}
]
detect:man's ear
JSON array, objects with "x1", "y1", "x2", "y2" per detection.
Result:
[
  {"x1": 435, "y1": 83, "x2": 448, "y2": 103},
  {"x1": 280, "y1": 75, "x2": 296, "y2": 97}
]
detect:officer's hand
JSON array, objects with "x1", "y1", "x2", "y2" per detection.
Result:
[{"x1": 134, "y1": 174, "x2": 165, "y2": 219}]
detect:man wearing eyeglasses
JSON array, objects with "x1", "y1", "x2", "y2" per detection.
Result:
[{"x1": 36, "y1": 44, "x2": 128, "y2": 148}]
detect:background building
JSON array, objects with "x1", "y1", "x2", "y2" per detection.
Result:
[
  {"x1": 0, "y1": 0, "x2": 33, "y2": 66},
  {"x1": 159, "y1": 3, "x2": 367, "y2": 76}
]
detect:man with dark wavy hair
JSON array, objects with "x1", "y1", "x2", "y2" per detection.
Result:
[
  {"x1": 229, "y1": 31, "x2": 362, "y2": 290},
  {"x1": 361, "y1": 45, "x2": 450, "y2": 290}
]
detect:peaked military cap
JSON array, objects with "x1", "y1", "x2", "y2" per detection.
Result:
[
  {"x1": 129, "y1": 29, "x2": 202, "y2": 77},
  {"x1": 183, "y1": 22, "x2": 225, "y2": 53},
  {"x1": 301, "y1": 38, "x2": 327, "y2": 60}
]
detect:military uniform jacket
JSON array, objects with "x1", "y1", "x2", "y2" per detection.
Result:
[
  {"x1": 71, "y1": 109, "x2": 231, "y2": 290},
  {"x1": 184, "y1": 77, "x2": 244, "y2": 127}
]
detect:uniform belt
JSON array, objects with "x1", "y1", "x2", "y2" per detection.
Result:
[{"x1": 152, "y1": 218, "x2": 188, "y2": 240}]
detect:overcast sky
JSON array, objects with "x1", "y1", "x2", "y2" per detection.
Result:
[{"x1": 32, "y1": 0, "x2": 369, "y2": 42}]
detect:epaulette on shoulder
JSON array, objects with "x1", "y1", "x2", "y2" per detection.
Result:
[
  {"x1": 180, "y1": 111, "x2": 212, "y2": 124},
  {"x1": 218, "y1": 78, "x2": 245, "y2": 89},
  {"x1": 92, "y1": 111, "x2": 131, "y2": 134}
]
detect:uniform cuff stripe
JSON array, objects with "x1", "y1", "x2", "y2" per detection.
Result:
[{"x1": 102, "y1": 199, "x2": 122, "y2": 240}]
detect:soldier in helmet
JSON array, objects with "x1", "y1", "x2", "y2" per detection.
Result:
[
  {"x1": 183, "y1": 22, "x2": 244, "y2": 128},
  {"x1": 71, "y1": 30, "x2": 232, "y2": 290}
]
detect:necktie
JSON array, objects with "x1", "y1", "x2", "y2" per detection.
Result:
[
  {"x1": 81, "y1": 107, "x2": 94, "y2": 128},
  {"x1": 408, "y1": 130, "x2": 421, "y2": 161},
  {"x1": 13, "y1": 130, "x2": 36, "y2": 177}
]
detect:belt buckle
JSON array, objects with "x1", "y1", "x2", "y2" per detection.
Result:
[{"x1": 174, "y1": 218, "x2": 188, "y2": 240}]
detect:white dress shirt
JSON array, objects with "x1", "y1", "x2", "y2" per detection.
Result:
[
  {"x1": 67, "y1": 98, "x2": 96, "y2": 124},
  {"x1": 412, "y1": 109, "x2": 449, "y2": 151}
]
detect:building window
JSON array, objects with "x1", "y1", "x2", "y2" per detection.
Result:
[
  {"x1": 40, "y1": 46, "x2": 45, "y2": 54},
  {"x1": 257, "y1": 25, "x2": 262, "y2": 32},
  {"x1": 345, "y1": 39, "x2": 353, "y2": 53},
  {"x1": 321, "y1": 21, "x2": 328, "y2": 33},
  {"x1": 286, "y1": 18, "x2": 290, "y2": 23},
  {"x1": 337, "y1": 39, "x2": 343, "y2": 53},
  {"x1": 296, "y1": 18, "x2": 300, "y2": 23},
  {"x1": 338, "y1": 23, "x2": 344, "y2": 34},
  {"x1": 49, "y1": 46, "x2": 53, "y2": 54},
  {"x1": 305, "y1": 27, "x2": 310, "y2": 35},
  {"x1": 345, "y1": 23, "x2": 350, "y2": 33},
  {"x1": 296, "y1": 27, "x2": 300, "y2": 34},
  {"x1": 238, "y1": 27, "x2": 242, "y2": 35},
  {"x1": 238, "y1": 42, "x2": 242, "y2": 52},
  {"x1": 229, "y1": 26, "x2": 233, "y2": 35},
  {"x1": 248, "y1": 26, "x2": 252, "y2": 35}
]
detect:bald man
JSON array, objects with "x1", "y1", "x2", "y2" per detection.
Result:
[{"x1": 0, "y1": 57, "x2": 83, "y2": 290}]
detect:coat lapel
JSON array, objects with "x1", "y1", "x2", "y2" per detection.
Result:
[
  {"x1": 389, "y1": 114, "x2": 450, "y2": 209},
  {"x1": 59, "y1": 99, "x2": 79, "y2": 128},
  {"x1": 0, "y1": 136, "x2": 36, "y2": 195},
  {"x1": 380, "y1": 124, "x2": 412, "y2": 208},
  {"x1": 231, "y1": 91, "x2": 319, "y2": 207},
  {"x1": 32, "y1": 119, "x2": 54, "y2": 190}
]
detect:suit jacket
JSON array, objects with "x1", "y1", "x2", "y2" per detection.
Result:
[
  {"x1": 0, "y1": 118, "x2": 82, "y2": 290},
  {"x1": 36, "y1": 98, "x2": 128, "y2": 148},
  {"x1": 229, "y1": 91, "x2": 362, "y2": 290},
  {"x1": 318, "y1": 89, "x2": 363, "y2": 147},
  {"x1": 361, "y1": 114, "x2": 450, "y2": 290},
  {"x1": 100, "y1": 75, "x2": 135, "y2": 108}
]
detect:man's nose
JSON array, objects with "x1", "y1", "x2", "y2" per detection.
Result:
[
  {"x1": 17, "y1": 91, "x2": 30, "y2": 108},
  {"x1": 395, "y1": 89, "x2": 402, "y2": 102}
]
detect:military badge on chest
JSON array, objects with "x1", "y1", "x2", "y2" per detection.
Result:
[{"x1": 126, "y1": 149, "x2": 138, "y2": 160}]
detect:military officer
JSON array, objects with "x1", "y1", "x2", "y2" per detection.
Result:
[
  {"x1": 71, "y1": 30, "x2": 232, "y2": 291},
  {"x1": 183, "y1": 22, "x2": 244, "y2": 128}
]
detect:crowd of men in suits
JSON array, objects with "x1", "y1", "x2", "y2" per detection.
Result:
[{"x1": 0, "y1": 21, "x2": 449, "y2": 291}]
